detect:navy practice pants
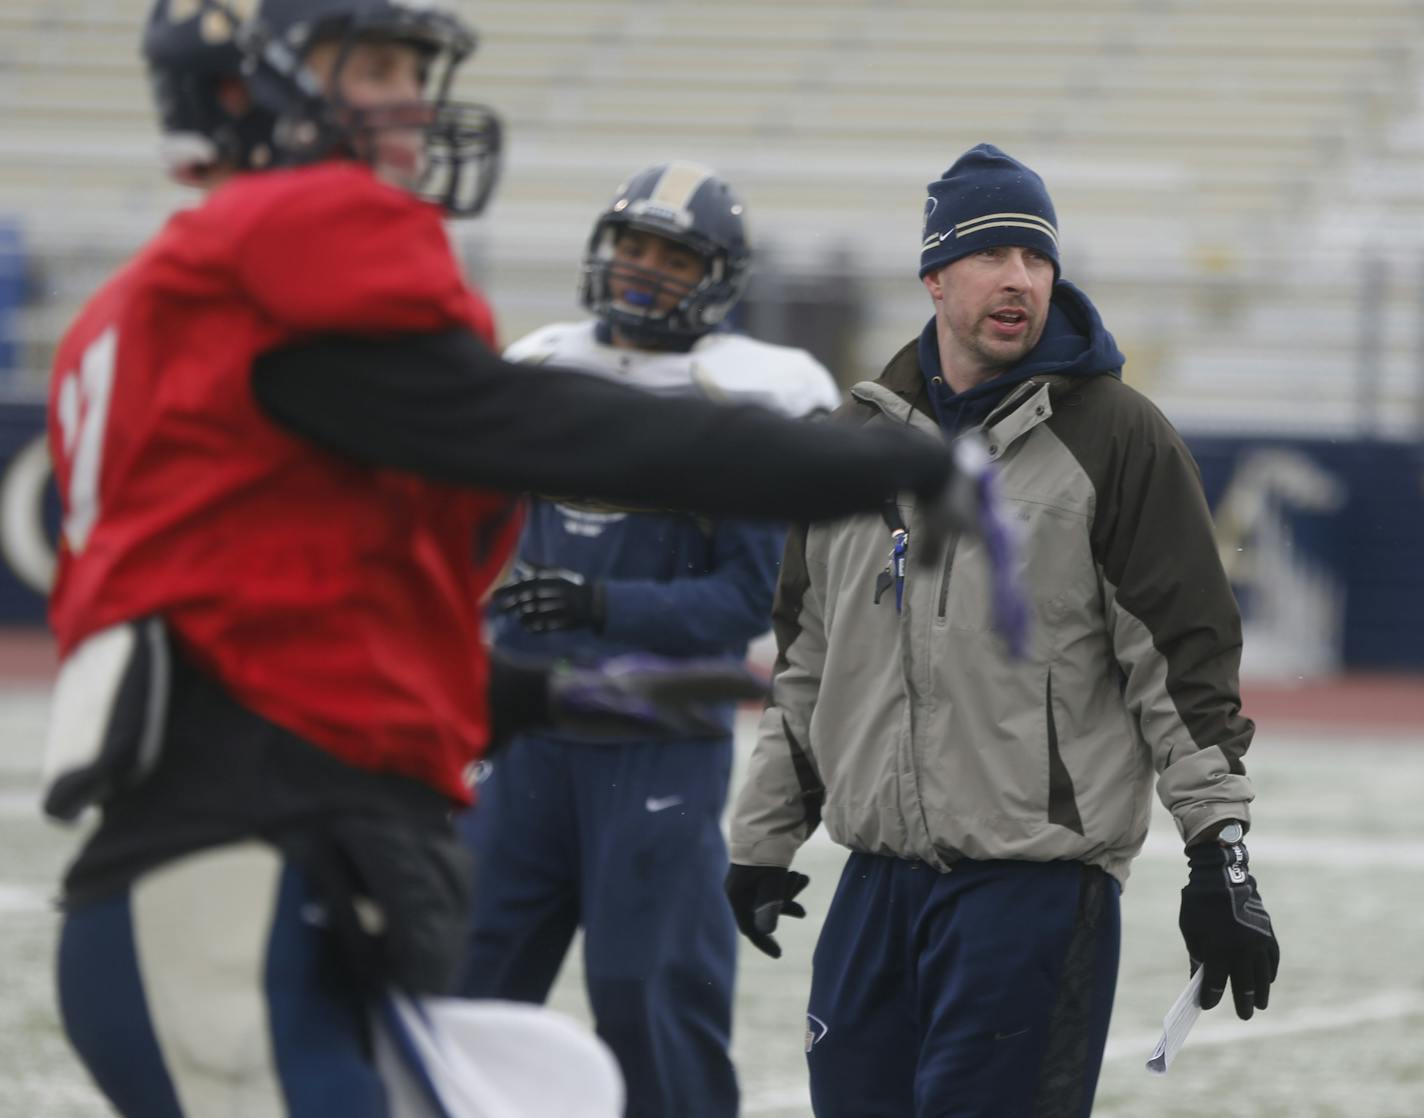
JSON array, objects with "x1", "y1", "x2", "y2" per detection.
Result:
[
  {"x1": 806, "y1": 854, "x2": 1120, "y2": 1118},
  {"x1": 57, "y1": 842, "x2": 385, "y2": 1117},
  {"x1": 457, "y1": 733, "x2": 738, "y2": 1118}
]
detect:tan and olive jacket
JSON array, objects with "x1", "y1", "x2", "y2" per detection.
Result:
[{"x1": 729, "y1": 341, "x2": 1255, "y2": 886}]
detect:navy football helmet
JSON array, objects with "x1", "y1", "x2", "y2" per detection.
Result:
[
  {"x1": 579, "y1": 162, "x2": 752, "y2": 345},
  {"x1": 142, "y1": 0, "x2": 502, "y2": 215}
]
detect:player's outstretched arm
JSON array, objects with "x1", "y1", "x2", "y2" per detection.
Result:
[
  {"x1": 487, "y1": 651, "x2": 766, "y2": 750},
  {"x1": 252, "y1": 327, "x2": 949, "y2": 523}
]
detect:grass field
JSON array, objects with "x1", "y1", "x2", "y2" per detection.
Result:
[{"x1": 4, "y1": 687, "x2": 1424, "y2": 1117}]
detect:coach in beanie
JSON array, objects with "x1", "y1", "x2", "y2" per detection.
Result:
[{"x1": 919, "y1": 143, "x2": 1060, "y2": 281}]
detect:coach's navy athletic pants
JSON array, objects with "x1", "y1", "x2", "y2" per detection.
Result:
[
  {"x1": 57, "y1": 842, "x2": 385, "y2": 1116},
  {"x1": 457, "y1": 732, "x2": 738, "y2": 1118},
  {"x1": 807, "y1": 853, "x2": 1120, "y2": 1118}
]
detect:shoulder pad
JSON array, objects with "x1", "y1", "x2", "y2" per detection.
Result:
[
  {"x1": 688, "y1": 335, "x2": 842, "y2": 418},
  {"x1": 503, "y1": 321, "x2": 602, "y2": 367}
]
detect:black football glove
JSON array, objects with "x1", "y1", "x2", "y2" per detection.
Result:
[
  {"x1": 1179, "y1": 832, "x2": 1280, "y2": 1020},
  {"x1": 548, "y1": 654, "x2": 766, "y2": 741},
  {"x1": 725, "y1": 864, "x2": 810, "y2": 959},
  {"x1": 493, "y1": 563, "x2": 604, "y2": 633}
]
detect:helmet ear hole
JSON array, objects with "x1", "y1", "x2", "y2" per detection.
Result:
[{"x1": 214, "y1": 76, "x2": 250, "y2": 116}]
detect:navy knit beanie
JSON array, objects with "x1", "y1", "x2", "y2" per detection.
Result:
[{"x1": 918, "y1": 143, "x2": 1060, "y2": 280}]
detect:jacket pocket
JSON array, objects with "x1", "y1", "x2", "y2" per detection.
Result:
[
  {"x1": 1045, "y1": 669, "x2": 1084, "y2": 834},
  {"x1": 933, "y1": 537, "x2": 960, "y2": 624}
]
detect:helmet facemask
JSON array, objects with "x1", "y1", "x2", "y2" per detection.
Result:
[
  {"x1": 250, "y1": 13, "x2": 502, "y2": 216},
  {"x1": 582, "y1": 219, "x2": 746, "y2": 347},
  {"x1": 144, "y1": 1, "x2": 503, "y2": 212},
  {"x1": 580, "y1": 162, "x2": 752, "y2": 346},
  {"x1": 593, "y1": 224, "x2": 703, "y2": 336}
]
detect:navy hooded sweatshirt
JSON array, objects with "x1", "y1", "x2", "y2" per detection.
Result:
[{"x1": 918, "y1": 280, "x2": 1126, "y2": 434}]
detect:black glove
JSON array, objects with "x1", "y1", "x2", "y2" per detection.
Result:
[
  {"x1": 726, "y1": 864, "x2": 810, "y2": 959},
  {"x1": 548, "y1": 654, "x2": 767, "y2": 740},
  {"x1": 493, "y1": 564, "x2": 604, "y2": 633},
  {"x1": 1179, "y1": 832, "x2": 1280, "y2": 1020}
]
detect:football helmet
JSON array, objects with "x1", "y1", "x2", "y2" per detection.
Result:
[
  {"x1": 142, "y1": 0, "x2": 502, "y2": 215},
  {"x1": 579, "y1": 162, "x2": 751, "y2": 345}
]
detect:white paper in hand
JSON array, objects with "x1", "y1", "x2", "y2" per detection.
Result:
[{"x1": 1146, "y1": 967, "x2": 1205, "y2": 1075}]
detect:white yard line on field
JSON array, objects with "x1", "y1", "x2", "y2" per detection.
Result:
[
  {"x1": 0, "y1": 751, "x2": 42, "y2": 776},
  {"x1": 801, "y1": 824, "x2": 1424, "y2": 869},
  {"x1": 1101, "y1": 988, "x2": 1424, "y2": 1064},
  {"x1": 0, "y1": 788, "x2": 41, "y2": 819},
  {"x1": 8, "y1": 775, "x2": 1424, "y2": 867},
  {"x1": 1136, "y1": 830, "x2": 1424, "y2": 869},
  {"x1": 740, "y1": 1083, "x2": 812, "y2": 1114},
  {"x1": 0, "y1": 881, "x2": 54, "y2": 914}
]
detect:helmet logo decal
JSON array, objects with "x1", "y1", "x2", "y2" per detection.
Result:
[
  {"x1": 162, "y1": 0, "x2": 252, "y2": 39},
  {"x1": 200, "y1": 2, "x2": 250, "y2": 44}
]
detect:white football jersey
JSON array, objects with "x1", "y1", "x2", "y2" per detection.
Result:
[{"x1": 503, "y1": 322, "x2": 841, "y2": 420}]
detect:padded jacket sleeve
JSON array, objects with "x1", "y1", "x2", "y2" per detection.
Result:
[{"x1": 728, "y1": 521, "x2": 828, "y2": 867}]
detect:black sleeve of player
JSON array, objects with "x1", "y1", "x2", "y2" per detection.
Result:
[
  {"x1": 251, "y1": 327, "x2": 950, "y2": 521},
  {"x1": 485, "y1": 652, "x2": 550, "y2": 754}
]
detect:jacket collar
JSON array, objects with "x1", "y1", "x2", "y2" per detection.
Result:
[
  {"x1": 852, "y1": 340, "x2": 1064, "y2": 456},
  {"x1": 981, "y1": 381, "x2": 1053, "y2": 461}
]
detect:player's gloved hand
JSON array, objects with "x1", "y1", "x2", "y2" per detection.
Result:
[
  {"x1": 1179, "y1": 829, "x2": 1280, "y2": 1020},
  {"x1": 917, "y1": 433, "x2": 1029, "y2": 656},
  {"x1": 725, "y1": 864, "x2": 810, "y2": 959},
  {"x1": 493, "y1": 563, "x2": 604, "y2": 633},
  {"x1": 548, "y1": 654, "x2": 766, "y2": 741}
]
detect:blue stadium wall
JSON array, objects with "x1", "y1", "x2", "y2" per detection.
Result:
[
  {"x1": 0, "y1": 402, "x2": 54, "y2": 625},
  {"x1": 1188, "y1": 433, "x2": 1424, "y2": 671},
  {"x1": 2, "y1": 402, "x2": 1422, "y2": 668}
]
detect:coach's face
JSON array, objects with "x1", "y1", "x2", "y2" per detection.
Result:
[{"x1": 925, "y1": 245, "x2": 1055, "y2": 384}]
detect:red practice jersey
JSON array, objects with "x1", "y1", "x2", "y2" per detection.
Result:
[{"x1": 47, "y1": 161, "x2": 519, "y2": 803}]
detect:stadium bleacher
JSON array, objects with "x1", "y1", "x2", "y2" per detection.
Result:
[{"x1": 1, "y1": 0, "x2": 1422, "y2": 433}]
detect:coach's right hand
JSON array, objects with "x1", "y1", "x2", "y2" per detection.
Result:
[{"x1": 726, "y1": 864, "x2": 810, "y2": 959}]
